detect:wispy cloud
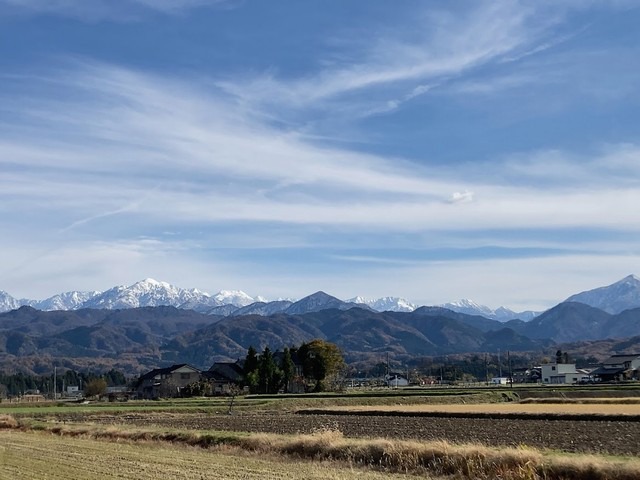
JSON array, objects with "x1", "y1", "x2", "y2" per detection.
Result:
[
  {"x1": 2, "y1": 61, "x2": 640, "y2": 237},
  {"x1": 218, "y1": 2, "x2": 558, "y2": 117},
  {"x1": 0, "y1": 0, "x2": 229, "y2": 20},
  {"x1": 2, "y1": 1, "x2": 640, "y2": 307}
]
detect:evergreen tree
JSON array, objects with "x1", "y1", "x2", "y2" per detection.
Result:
[
  {"x1": 244, "y1": 346, "x2": 259, "y2": 375},
  {"x1": 281, "y1": 347, "x2": 295, "y2": 393},
  {"x1": 243, "y1": 345, "x2": 259, "y2": 393},
  {"x1": 258, "y1": 346, "x2": 279, "y2": 394}
]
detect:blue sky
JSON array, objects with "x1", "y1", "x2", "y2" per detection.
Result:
[{"x1": 1, "y1": 0, "x2": 640, "y2": 310}]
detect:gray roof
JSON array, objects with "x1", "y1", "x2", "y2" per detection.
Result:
[
  {"x1": 602, "y1": 354, "x2": 640, "y2": 365},
  {"x1": 139, "y1": 363, "x2": 200, "y2": 381},
  {"x1": 206, "y1": 362, "x2": 243, "y2": 382},
  {"x1": 591, "y1": 366, "x2": 626, "y2": 376}
]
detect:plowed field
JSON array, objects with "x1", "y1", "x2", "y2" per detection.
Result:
[{"x1": 71, "y1": 411, "x2": 640, "y2": 455}]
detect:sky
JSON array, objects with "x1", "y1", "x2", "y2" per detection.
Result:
[{"x1": 1, "y1": 0, "x2": 640, "y2": 311}]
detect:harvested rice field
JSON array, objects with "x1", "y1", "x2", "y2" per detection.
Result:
[{"x1": 0, "y1": 430, "x2": 426, "y2": 480}]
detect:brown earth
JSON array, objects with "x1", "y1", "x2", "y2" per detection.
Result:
[{"x1": 59, "y1": 412, "x2": 640, "y2": 455}]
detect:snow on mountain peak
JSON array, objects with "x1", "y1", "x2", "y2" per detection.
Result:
[
  {"x1": 212, "y1": 290, "x2": 256, "y2": 307},
  {"x1": 437, "y1": 299, "x2": 537, "y2": 322},
  {"x1": 348, "y1": 296, "x2": 416, "y2": 312}
]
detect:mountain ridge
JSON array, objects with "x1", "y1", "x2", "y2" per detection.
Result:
[{"x1": 3, "y1": 275, "x2": 640, "y2": 325}]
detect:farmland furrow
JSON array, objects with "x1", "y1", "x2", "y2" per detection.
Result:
[{"x1": 71, "y1": 412, "x2": 640, "y2": 455}]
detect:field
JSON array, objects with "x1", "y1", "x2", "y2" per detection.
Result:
[
  {"x1": 2, "y1": 386, "x2": 640, "y2": 479},
  {"x1": 309, "y1": 402, "x2": 640, "y2": 415},
  {"x1": 0, "y1": 430, "x2": 424, "y2": 480}
]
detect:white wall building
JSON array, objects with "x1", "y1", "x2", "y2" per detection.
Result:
[
  {"x1": 386, "y1": 374, "x2": 409, "y2": 387},
  {"x1": 541, "y1": 363, "x2": 580, "y2": 384}
]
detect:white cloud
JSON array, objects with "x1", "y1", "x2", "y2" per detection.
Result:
[
  {"x1": 2, "y1": 1, "x2": 640, "y2": 306},
  {"x1": 2, "y1": 62, "x2": 640, "y2": 238},
  {"x1": 448, "y1": 191, "x2": 475, "y2": 204},
  {"x1": 0, "y1": 0, "x2": 227, "y2": 20},
  {"x1": 218, "y1": 2, "x2": 557, "y2": 116}
]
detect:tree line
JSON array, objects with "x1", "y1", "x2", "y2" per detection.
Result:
[
  {"x1": 243, "y1": 339, "x2": 345, "y2": 394},
  {"x1": 0, "y1": 369, "x2": 128, "y2": 398}
]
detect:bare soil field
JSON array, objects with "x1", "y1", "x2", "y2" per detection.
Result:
[
  {"x1": 0, "y1": 430, "x2": 426, "y2": 480},
  {"x1": 66, "y1": 411, "x2": 640, "y2": 455},
  {"x1": 311, "y1": 402, "x2": 640, "y2": 415}
]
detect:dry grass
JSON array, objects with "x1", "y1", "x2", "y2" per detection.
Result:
[
  {"x1": 10, "y1": 419, "x2": 640, "y2": 480},
  {"x1": 520, "y1": 397, "x2": 640, "y2": 405},
  {"x1": 311, "y1": 402, "x2": 640, "y2": 415},
  {"x1": 0, "y1": 414, "x2": 19, "y2": 429},
  {"x1": 0, "y1": 430, "x2": 423, "y2": 480}
]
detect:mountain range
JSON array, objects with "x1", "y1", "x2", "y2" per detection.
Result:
[
  {"x1": 0, "y1": 278, "x2": 407, "y2": 315},
  {"x1": 1, "y1": 275, "x2": 640, "y2": 375},
  {"x1": 6, "y1": 275, "x2": 640, "y2": 320}
]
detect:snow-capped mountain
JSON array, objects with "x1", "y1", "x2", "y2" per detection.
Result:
[
  {"x1": 348, "y1": 296, "x2": 416, "y2": 312},
  {"x1": 81, "y1": 278, "x2": 208, "y2": 310},
  {"x1": 30, "y1": 291, "x2": 101, "y2": 311},
  {"x1": 2, "y1": 274, "x2": 637, "y2": 318},
  {"x1": 0, "y1": 279, "x2": 264, "y2": 313},
  {"x1": 438, "y1": 299, "x2": 538, "y2": 322},
  {"x1": 0, "y1": 290, "x2": 21, "y2": 312},
  {"x1": 212, "y1": 290, "x2": 258, "y2": 308},
  {"x1": 564, "y1": 274, "x2": 640, "y2": 314}
]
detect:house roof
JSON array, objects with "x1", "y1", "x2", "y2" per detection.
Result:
[
  {"x1": 590, "y1": 366, "x2": 626, "y2": 376},
  {"x1": 139, "y1": 364, "x2": 201, "y2": 381},
  {"x1": 206, "y1": 362, "x2": 243, "y2": 382},
  {"x1": 602, "y1": 354, "x2": 640, "y2": 365}
]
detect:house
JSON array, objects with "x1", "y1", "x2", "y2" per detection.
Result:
[
  {"x1": 511, "y1": 367, "x2": 541, "y2": 383},
  {"x1": 591, "y1": 354, "x2": 640, "y2": 382},
  {"x1": 136, "y1": 364, "x2": 202, "y2": 399},
  {"x1": 204, "y1": 362, "x2": 244, "y2": 395},
  {"x1": 491, "y1": 376, "x2": 510, "y2": 385},
  {"x1": 386, "y1": 374, "x2": 409, "y2": 387},
  {"x1": 541, "y1": 362, "x2": 582, "y2": 384}
]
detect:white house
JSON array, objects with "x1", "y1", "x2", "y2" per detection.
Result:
[
  {"x1": 491, "y1": 377, "x2": 510, "y2": 385},
  {"x1": 386, "y1": 374, "x2": 409, "y2": 388},
  {"x1": 541, "y1": 363, "x2": 580, "y2": 384}
]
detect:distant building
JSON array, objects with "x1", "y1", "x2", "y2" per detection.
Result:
[
  {"x1": 511, "y1": 367, "x2": 541, "y2": 383},
  {"x1": 386, "y1": 374, "x2": 409, "y2": 387},
  {"x1": 541, "y1": 362, "x2": 583, "y2": 384},
  {"x1": 591, "y1": 354, "x2": 640, "y2": 382},
  {"x1": 204, "y1": 362, "x2": 244, "y2": 395},
  {"x1": 491, "y1": 377, "x2": 510, "y2": 385},
  {"x1": 136, "y1": 364, "x2": 201, "y2": 399},
  {"x1": 66, "y1": 386, "x2": 81, "y2": 397}
]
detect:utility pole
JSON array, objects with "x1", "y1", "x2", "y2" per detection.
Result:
[
  {"x1": 53, "y1": 366, "x2": 57, "y2": 401},
  {"x1": 484, "y1": 353, "x2": 489, "y2": 386},
  {"x1": 508, "y1": 350, "x2": 513, "y2": 389},
  {"x1": 498, "y1": 349, "x2": 502, "y2": 378},
  {"x1": 386, "y1": 352, "x2": 390, "y2": 388}
]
